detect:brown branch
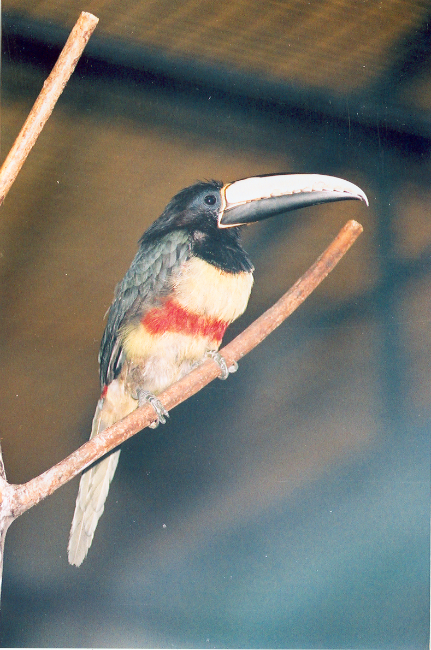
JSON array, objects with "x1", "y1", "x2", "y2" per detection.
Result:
[
  {"x1": 0, "y1": 11, "x2": 99, "y2": 601},
  {"x1": 8, "y1": 219, "x2": 363, "y2": 518},
  {"x1": 0, "y1": 12, "x2": 99, "y2": 206}
]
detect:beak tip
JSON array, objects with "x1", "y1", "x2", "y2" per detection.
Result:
[{"x1": 359, "y1": 191, "x2": 369, "y2": 207}]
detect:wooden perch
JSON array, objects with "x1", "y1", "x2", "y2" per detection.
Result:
[
  {"x1": 0, "y1": 11, "x2": 99, "y2": 206},
  {"x1": 0, "y1": 9, "x2": 99, "y2": 600}
]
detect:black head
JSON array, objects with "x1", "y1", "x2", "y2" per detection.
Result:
[
  {"x1": 143, "y1": 181, "x2": 224, "y2": 238},
  {"x1": 141, "y1": 181, "x2": 254, "y2": 273}
]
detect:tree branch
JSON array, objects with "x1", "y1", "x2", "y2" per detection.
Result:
[
  {"x1": 0, "y1": 10, "x2": 99, "y2": 601},
  {"x1": 7, "y1": 219, "x2": 363, "y2": 519},
  {"x1": 0, "y1": 11, "x2": 99, "y2": 206}
]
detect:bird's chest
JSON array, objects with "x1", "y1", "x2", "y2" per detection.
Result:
[{"x1": 121, "y1": 257, "x2": 253, "y2": 393}]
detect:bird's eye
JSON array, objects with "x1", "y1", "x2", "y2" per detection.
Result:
[{"x1": 204, "y1": 194, "x2": 217, "y2": 205}]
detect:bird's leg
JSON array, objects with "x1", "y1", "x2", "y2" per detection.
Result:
[
  {"x1": 206, "y1": 351, "x2": 238, "y2": 380},
  {"x1": 136, "y1": 389, "x2": 169, "y2": 429}
]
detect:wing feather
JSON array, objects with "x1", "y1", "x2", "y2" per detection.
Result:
[{"x1": 99, "y1": 230, "x2": 191, "y2": 387}]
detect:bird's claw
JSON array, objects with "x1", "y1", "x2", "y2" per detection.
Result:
[
  {"x1": 206, "y1": 351, "x2": 238, "y2": 380},
  {"x1": 137, "y1": 390, "x2": 169, "y2": 428}
]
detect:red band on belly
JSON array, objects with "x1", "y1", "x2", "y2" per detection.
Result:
[{"x1": 141, "y1": 299, "x2": 228, "y2": 341}]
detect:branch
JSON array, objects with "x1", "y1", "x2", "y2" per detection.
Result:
[
  {"x1": 0, "y1": 11, "x2": 99, "y2": 206},
  {"x1": 0, "y1": 10, "x2": 99, "y2": 600},
  {"x1": 8, "y1": 219, "x2": 363, "y2": 518}
]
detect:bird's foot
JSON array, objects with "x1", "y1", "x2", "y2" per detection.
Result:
[
  {"x1": 206, "y1": 351, "x2": 238, "y2": 380},
  {"x1": 137, "y1": 390, "x2": 169, "y2": 429}
]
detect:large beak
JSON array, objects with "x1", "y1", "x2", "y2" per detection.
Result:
[{"x1": 218, "y1": 174, "x2": 368, "y2": 227}]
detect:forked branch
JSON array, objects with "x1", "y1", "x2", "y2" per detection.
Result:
[{"x1": 0, "y1": 10, "x2": 99, "y2": 600}]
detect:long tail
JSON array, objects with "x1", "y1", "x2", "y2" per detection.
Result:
[{"x1": 68, "y1": 381, "x2": 135, "y2": 566}]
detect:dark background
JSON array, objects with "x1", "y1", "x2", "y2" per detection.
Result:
[{"x1": 0, "y1": 1, "x2": 429, "y2": 647}]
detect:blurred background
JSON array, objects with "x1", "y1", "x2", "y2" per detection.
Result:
[{"x1": 0, "y1": 1, "x2": 429, "y2": 647}]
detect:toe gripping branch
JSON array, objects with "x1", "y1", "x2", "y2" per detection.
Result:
[
  {"x1": 206, "y1": 351, "x2": 238, "y2": 380},
  {"x1": 136, "y1": 353, "x2": 237, "y2": 428},
  {"x1": 137, "y1": 390, "x2": 169, "y2": 429}
]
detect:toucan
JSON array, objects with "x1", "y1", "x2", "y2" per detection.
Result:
[{"x1": 68, "y1": 173, "x2": 368, "y2": 566}]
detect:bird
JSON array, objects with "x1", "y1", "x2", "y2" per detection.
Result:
[{"x1": 68, "y1": 173, "x2": 368, "y2": 566}]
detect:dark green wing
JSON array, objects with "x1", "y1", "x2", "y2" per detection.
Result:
[{"x1": 99, "y1": 230, "x2": 191, "y2": 388}]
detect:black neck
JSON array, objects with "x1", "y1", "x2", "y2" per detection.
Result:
[{"x1": 192, "y1": 226, "x2": 254, "y2": 274}]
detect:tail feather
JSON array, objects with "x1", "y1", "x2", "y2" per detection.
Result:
[
  {"x1": 68, "y1": 382, "x2": 135, "y2": 566},
  {"x1": 67, "y1": 452, "x2": 120, "y2": 567}
]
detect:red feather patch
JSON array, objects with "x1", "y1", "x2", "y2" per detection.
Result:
[{"x1": 141, "y1": 299, "x2": 228, "y2": 342}]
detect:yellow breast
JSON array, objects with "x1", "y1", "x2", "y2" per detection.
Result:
[{"x1": 173, "y1": 256, "x2": 254, "y2": 321}]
